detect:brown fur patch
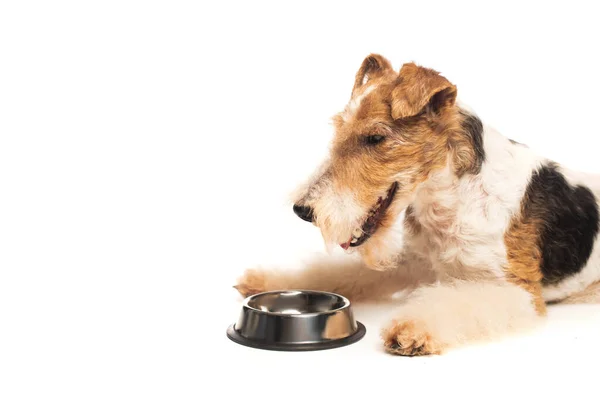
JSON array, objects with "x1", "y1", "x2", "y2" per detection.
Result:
[
  {"x1": 352, "y1": 54, "x2": 393, "y2": 96},
  {"x1": 504, "y1": 208, "x2": 547, "y2": 315},
  {"x1": 234, "y1": 269, "x2": 268, "y2": 298},
  {"x1": 332, "y1": 76, "x2": 453, "y2": 212},
  {"x1": 381, "y1": 320, "x2": 443, "y2": 356},
  {"x1": 390, "y1": 63, "x2": 457, "y2": 120}
]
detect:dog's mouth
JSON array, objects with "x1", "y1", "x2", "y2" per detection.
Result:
[{"x1": 340, "y1": 182, "x2": 399, "y2": 250}]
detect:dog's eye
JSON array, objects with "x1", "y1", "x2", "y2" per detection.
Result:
[{"x1": 365, "y1": 135, "x2": 385, "y2": 145}]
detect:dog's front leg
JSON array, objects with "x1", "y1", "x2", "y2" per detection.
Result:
[
  {"x1": 234, "y1": 254, "x2": 423, "y2": 303},
  {"x1": 381, "y1": 280, "x2": 543, "y2": 356}
]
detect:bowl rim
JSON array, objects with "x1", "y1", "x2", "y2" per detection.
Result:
[
  {"x1": 242, "y1": 289, "x2": 352, "y2": 317},
  {"x1": 226, "y1": 321, "x2": 366, "y2": 351}
]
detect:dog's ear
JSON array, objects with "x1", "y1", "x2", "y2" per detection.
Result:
[
  {"x1": 391, "y1": 63, "x2": 457, "y2": 120},
  {"x1": 352, "y1": 54, "x2": 393, "y2": 95}
]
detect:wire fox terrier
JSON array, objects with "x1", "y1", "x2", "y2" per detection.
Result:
[{"x1": 235, "y1": 54, "x2": 600, "y2": 356}]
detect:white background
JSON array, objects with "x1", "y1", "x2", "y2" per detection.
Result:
[{"x1": 2, "y1": 1, "x2": 600, "y2": 399}]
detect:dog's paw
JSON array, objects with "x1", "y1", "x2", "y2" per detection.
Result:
[
  {"x1": 381, "y1": 319, "x2": 443, "y2": 356},
  {"x1": 234, "y1": 269, "x2": 268, "y2": 298}
]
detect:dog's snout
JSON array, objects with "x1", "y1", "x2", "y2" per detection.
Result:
[{"x1": 293, "y1": 204, "x2": 314, "y2": 222}]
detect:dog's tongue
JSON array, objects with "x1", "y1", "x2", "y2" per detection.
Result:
[{"x1": 340, "y1": 238, "x2": 352, "y2": 250}]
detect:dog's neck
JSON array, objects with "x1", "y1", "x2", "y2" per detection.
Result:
[
  {"x1": 409, "y1": 161, "x2": 461, "y2": 233},
  {"x1": 407, "y1": 118, "x2": 544, "y2": 237},
  {"x1": 408, "y1": 119, "x2": 510, "y2": 231}
]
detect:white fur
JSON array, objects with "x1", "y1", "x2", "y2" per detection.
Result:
[
  {"x1": 369, "y1": 207, "x2": 409, "y2": 261},
  {"x1": 384, "y1": 280, "x2": 542, "y2": 349},
  {"x1": 407, "y1": 124, "x2": 546, "y2": 281},
  {"x1": 342, "y1": 85, "x2": 376, "y2": 122},
  {"x1": 294, "y1": 165, "x2": 368, "y2": 246},
  {"x1": 313, "y1": 183, "x2": 367, "y2": 245}
]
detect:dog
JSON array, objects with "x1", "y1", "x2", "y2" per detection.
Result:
[{"x1": 234, "y1": 54, "x2": 600, "y2": 356}]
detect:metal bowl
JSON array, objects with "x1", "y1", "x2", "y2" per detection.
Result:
[{"x1": 227, "y1": 290, "x2": 366, "y2": 351}]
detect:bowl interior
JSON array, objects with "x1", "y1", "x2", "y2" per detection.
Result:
[{"x1": 246, "y1": 291, "x2": 348, "y2": 315}]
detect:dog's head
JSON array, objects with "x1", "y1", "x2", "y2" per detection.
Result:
[{"x1": 292, "y1": 54, "x2": 481, "y2": 269}]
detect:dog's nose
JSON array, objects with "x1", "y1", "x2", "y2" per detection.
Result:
[{"x1": 293, "y1": 204, "x2": 314, "y2": 222}]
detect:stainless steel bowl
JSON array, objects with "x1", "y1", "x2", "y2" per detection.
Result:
[{"x1": 227, "y1": 290, "x2": 366, "y2": 351}]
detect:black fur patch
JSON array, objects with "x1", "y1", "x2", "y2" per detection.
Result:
[
  {"x1": 522, "y1": 163, "x2": 599, "y2": 284},
  {"x1": 459, "y1": 111, "x2": 486, "y2": 174}
]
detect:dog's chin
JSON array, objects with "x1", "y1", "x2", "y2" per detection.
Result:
[
  {"x1": 355, "y1": 209, "x2": 408, "y2": 270},
  {"x1": 343, "y1": 195, "x2": 410, "y2": 271},
  {"x1": 339, "y1": 182, "x2": 399, "y2": 250}
]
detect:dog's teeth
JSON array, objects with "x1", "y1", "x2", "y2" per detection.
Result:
[
  {"x1": 351, "y1": 238, "x2": 358, "y2": 243},
  {"x1": 353, "y1": 228, "x2": 363, "y2": 237}
]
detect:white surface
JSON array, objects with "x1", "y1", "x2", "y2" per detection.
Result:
[{"x1": 2, "y1": 1, "x2": 600, "y2": 399}]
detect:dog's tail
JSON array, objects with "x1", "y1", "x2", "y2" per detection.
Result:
[{"x1": 556, "y1": 281, "x2": 600, "y2": 304}]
